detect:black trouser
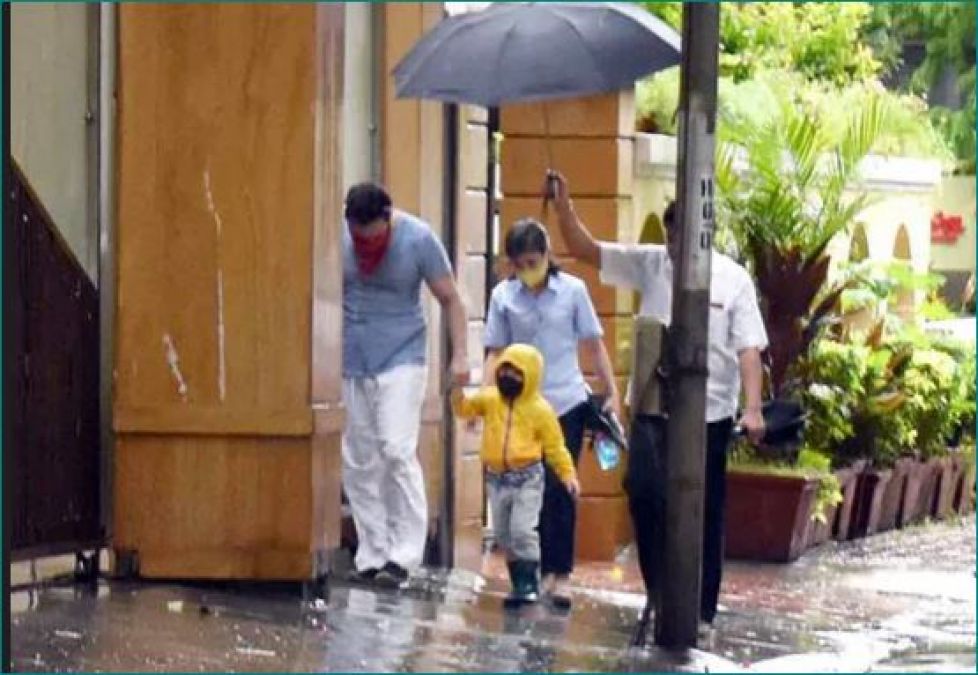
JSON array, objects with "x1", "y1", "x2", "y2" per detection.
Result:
[
  {"x1": 624, "y1": 415, "x2": 733, "y2": 623},
  {"x1": 539, "y1": 401, "x2": 589, "y2": 576}
]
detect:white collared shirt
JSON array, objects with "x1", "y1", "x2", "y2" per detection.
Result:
[{"x1": 599, "y1": 243, "x2": 768, "y2": 423}]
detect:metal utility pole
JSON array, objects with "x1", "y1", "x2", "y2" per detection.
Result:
[{"x1": 655, "y1": 1, "x2": 720, "y2": 650}]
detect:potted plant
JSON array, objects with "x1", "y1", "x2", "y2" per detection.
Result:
[
  {"x1": 794, "y1": 339, "x2": 868, "y2": 543},
  {"x1": 713, "y1": 83, "x2": 892, "y2": 555},
  {"x1": 796, "y1": 326, "x2": 913, "y2": 539},
  {"x1": 803, "y1": 452, "x2": 847, "y2": 548},
  {"x1": 822, "y1": 319, "x2": 978, "y2": 535},
  {"x1": 841, "y1": 273, "x2": 976, "y2": 527},
  {"x1": 726, "y1": 447, "x2": 841, "y2": 562},
  {"x1": 877, "y1": 456, "x2": 915, "y2": 532},
  {"x1": 891, "y1": 331, "x2": 965, "y2": 522},
  {"x1": 954, "y1": 444, "x2": 977, "y2": 514},
  {"x1": 830, "y1": 265, "x2": 975, "y2": 529},
  {"x1": 930, "y1": 335, "x2": 976, "y2": 516}
]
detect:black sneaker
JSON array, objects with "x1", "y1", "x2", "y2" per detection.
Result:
[
  {"x1": 346, "y1": 567, "x2": 379, "y2": 584},
  {"x1": 548, "y1": 592, "x2": 572, "y2": 612},
  {"x1": 630, "y1": 603, "x2": 653, "y2": 647},
  {"x1": 374, "y1": 562, "x2": 409, "y2": 589}
]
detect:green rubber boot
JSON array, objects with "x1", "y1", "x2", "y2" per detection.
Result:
[{"x1": 503, "y1": 560, "x2": 539, "y2": 609}]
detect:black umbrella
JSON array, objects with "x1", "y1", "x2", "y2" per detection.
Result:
[
  {"x1": 733, "y1": 399, "x2": 808, "y2": 447},
  {"x1": 394, "y1": 2, "x2": 681, "y2": 107},
  {"x1": 394, "y1": 2, "x2": 681, "y2": 185}
]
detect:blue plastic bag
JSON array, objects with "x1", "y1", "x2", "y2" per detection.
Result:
[{"x1": 594, "y1": 434, "x2": 620, "y2": 471}]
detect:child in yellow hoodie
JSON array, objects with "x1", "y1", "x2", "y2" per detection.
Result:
[{"x1": 451, "y1": 343, "x2": 579, "y2": 608}]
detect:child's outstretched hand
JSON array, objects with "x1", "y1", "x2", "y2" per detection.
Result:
[{"x1": 564, "y1": 477, "x2": 580, "y2": 500}]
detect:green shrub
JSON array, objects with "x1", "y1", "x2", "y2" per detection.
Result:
[
  {"x1": 893, "y1": 328, "x2": 976, "y2": 449},
  {"x1": 797, "y1": 323, "x2": 973, "y2": 468},
  {"x1": 798, "y1": 335, "x2": 912, "y2": 468},
  {"x1": 796, "y1": 340, "x2": 865, "y2": 460},
  {"x1": 897, "y1": 347, "x2": 960, "y2": 459}
]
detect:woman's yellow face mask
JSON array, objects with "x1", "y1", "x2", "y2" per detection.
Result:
[{"x1": 515, "y1": 253, "x2": 549, "y2": 289}]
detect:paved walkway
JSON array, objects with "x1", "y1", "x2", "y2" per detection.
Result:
[{"x1": 10, "y1": 516, "x2": 975, "y2": 672}]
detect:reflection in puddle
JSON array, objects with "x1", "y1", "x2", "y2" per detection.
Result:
[{"x1": 8, "y1": 518, "x2": 975, "y2": 672}]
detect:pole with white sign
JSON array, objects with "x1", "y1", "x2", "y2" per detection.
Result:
[{"x1": 654, "y1": 1, "x2": 721, "y2": 650}]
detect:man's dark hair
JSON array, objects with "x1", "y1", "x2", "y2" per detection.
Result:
[
  {"x1": 663, "y1": 201, "x2": 677, "y2": 230},
  {"x1": 345, "y1": 182, "x2": 393, "y2": 226},
  {"x1": 504, "y1": 218, "x2": 560, "y2": 276}
]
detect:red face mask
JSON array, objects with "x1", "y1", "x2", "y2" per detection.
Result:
[{"x1": 351, "y1": 224, "x2": 392, "y2": 276}]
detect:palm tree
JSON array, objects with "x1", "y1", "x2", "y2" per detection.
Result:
[{"x1": 716, "y1": 88, "x2": 889, "y2": 395}]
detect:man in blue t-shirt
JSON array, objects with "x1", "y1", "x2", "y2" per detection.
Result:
[{"x1": 341, "y1": 182, "x2": 469, "y2": 588}]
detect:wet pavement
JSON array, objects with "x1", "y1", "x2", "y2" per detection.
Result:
[{"x1": 10, "y1": 516, "x2": 975, "y2": 672}]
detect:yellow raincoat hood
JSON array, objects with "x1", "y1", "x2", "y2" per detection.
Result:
[
  {"x1": 451, "y1": 343, "x2": 575, "y2": 481},
  {"x1": 495, "y1": 343, "x2": 544, "y2": 402}
]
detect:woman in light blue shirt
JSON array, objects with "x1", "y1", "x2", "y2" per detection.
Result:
[{"x1": 484, "y1": 218, "x2": 620, "y2": 609}]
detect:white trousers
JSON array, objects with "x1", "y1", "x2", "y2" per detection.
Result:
[{"x1": 342, "y1": 364, "x2": 428, "y2": 572}]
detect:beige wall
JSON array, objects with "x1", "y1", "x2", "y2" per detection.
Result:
[
  {"x1": 453, "y1": 105, "x2": 491, "y2": 571},
  {"x1": 11, "y1": 3, "x2": 97, "y2": 279},
  {"x1": 828, "y1": 192, "x2": 934, "y2": 275},
  {"x1": 635, "y1": 133, "x2": 950, "y2": 318},
  {"x1": 930, "y1": 175, "x2": 977, "y2": 273},
  {"x1": 342, "y1": 2, "x2": 377, "y2": 189}
]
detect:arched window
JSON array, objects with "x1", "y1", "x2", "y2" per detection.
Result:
[
  {"x1": 841, "y1": 223, "x2": 874, "y2": 333},
  {"x1": 849, "y1": 223, "x2": 869, "y2": 262},
  {"x1": 893, "y1": 225, "x2": 914, "y2": 321},
  {"x1": 638, "y1": 211, "x2": 667, "y2": 245}
]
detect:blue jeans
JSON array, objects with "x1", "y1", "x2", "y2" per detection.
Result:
[{"x1": 486, "y1": 463, "x2": 545, "y2": 561}]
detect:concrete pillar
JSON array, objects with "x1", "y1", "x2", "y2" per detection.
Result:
[{"x1": 453, "y1": 105, "x2": 492, "y2": 571}]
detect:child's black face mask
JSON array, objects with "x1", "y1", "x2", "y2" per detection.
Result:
[{"x1": 496, "y1": 371, "x2": 524, "y2": 401}]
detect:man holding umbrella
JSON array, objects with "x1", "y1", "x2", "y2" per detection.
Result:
[{"x1": 549, "y1": 171, "x2": 768, "y2": 628}]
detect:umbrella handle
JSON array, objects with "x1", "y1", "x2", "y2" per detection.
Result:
[
  {"x1": 540, "y1": 103, "x2": 556, "y2": 219},
  {"x1": 543, "y1": 102, "x2": 554, "y2": 168}
]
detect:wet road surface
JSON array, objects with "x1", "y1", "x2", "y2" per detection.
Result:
[{"x1": 10, "y1": 516, "x2": 975, "y2": 672}]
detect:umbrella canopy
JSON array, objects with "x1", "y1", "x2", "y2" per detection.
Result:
[{"x1": 393, "y1": 2, "x2": 681, "y2": 107}]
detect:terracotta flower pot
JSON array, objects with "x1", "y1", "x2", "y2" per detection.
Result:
[
  {"x1": 806, "y1": 502, "x2": 837, "y2": 549},
  {"x1": 932, "y1": 456, "x2": 958, "y2": 520},
  {"x1": 803, "y1": 462, "x2": 861, "y2": 550},
  {"x1": 877, "y1": 458, "x2": 914, "y2": 532},
  {"x1": 832, "y1": 461, "x2": 866, "y2": 541},
  {"x1": 898, "y1": 459, "x2": 928, "y2": 526},
  {"x1": 908, "y1": 457, "x2": 943, "y2": 524},
  {"x1": 946, "y1": 452, "x2": 968, "y2": 513},
  {"x1": 953, "y1": 458, "x2": 976, "y2": 514},
  {"x1": 725, "y1": 471, "x2": 819, "y2": 563},
  {"x1": 849, "y1": 468, "x2": 893, "y2": 539}
]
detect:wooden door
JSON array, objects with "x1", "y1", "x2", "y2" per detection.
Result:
[{"x1": 113, "y1": 3, "x2": 344, "y2": 580}]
